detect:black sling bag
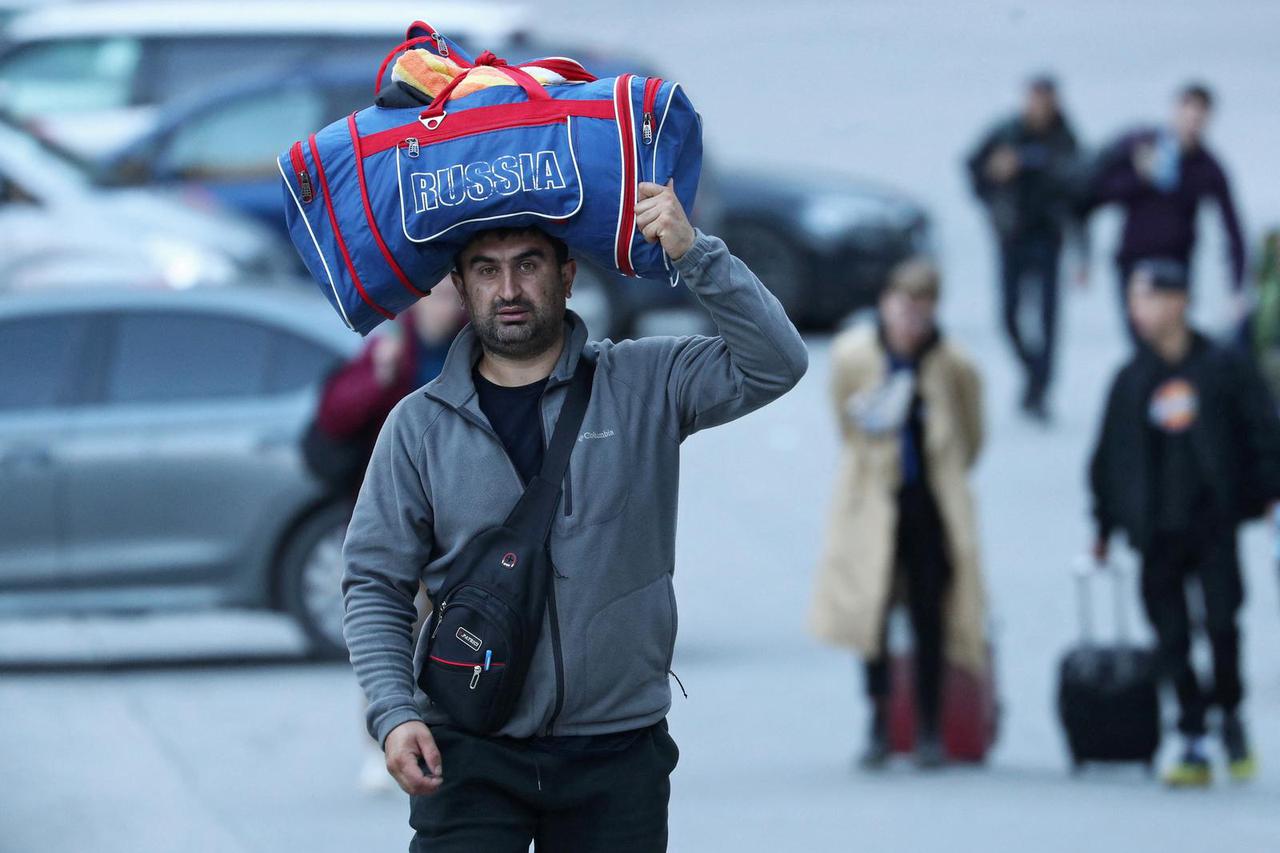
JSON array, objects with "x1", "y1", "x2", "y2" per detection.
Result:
[{"x1": 419, "y1": 356, "x2": 594, "y2": 734}]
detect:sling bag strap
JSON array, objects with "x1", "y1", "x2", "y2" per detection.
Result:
[{"x1": 501, "y1": 353, "x2": 596, "y2": 542}]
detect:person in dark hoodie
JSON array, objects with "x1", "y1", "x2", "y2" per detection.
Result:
[
  {"x1": 1085, "y1": 83, "x2": 1248, "y2": 341},
  {"x1": 966, "y1": 75, "x2": 1083, "y2": 421},
  {"x1": 1089, "y1": 258, "x2": 1280, "y2": 787}
]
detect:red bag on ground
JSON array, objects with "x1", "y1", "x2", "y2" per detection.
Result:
[{"x1": 887, "y1": 646, "x2": 999, "y2": 763}]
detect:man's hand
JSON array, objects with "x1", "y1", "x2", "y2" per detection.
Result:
[
  {"x1": 1091, "y1": 536, "x2": 1109, "y2": 566},
  {"x1": 1131, "y1": 142, "x2": 1156, "y2": 183},
  {"x1": 383, "y1": 720, "x2": 444, "y2": 796},
  {"x1": 635, "y1": 179, "x2": 695, "y2": 261},
  {"x1": 985, "y1": 145, "x2": 1020, "y2": 184}
]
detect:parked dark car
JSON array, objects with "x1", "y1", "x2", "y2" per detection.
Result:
[{"x1": 0, "y1": 286, "x2": 361, "y2": 656}]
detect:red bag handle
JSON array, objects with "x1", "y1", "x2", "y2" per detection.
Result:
[
  {"x1": 373, "y1": 35, "x2": 436, "y2": 96},
  {"x1": 419, "y1": 51, "x2": 552, "y2": 121}
]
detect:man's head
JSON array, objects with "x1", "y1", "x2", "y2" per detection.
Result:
[
  {"x1": 1024, "y1": 75, "x2": 1059, "y2": 132},
  {"x1": 1128, "y1": 258, "x2": 1190, "y2": 344},
  {"x1": 879, "y1": 257, "x2": 940, "y2": 355},
  {"x1": 450, "y1": 227, "x2": 575, "y2": 360},
  {"x1": 1172, "y1": 82, "x2": 1213, "y2": 148}
]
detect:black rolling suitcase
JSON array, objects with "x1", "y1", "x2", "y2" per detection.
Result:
[{"x1": 1056, "y1": 559, "x2": 1161, "y2": 771}]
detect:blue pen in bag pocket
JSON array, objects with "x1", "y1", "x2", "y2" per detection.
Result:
[{"x1": 484, "y1": 649, "x2": 492, "y2": 671}]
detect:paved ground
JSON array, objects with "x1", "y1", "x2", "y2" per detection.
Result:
[{"x1": 3, "y1": 1, "x2": 1280, "y2": 851}]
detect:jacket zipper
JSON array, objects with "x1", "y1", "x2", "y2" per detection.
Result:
[
  {"x1": 563, "y1": 459, "x2": 573, "y2": 517},
  {"x1": 288, "y1": 141, "x2": 314, "y2": 203},
  {"x1": 544, "y1": 565, "x2": 566, "y2": 733},
  {"x1": 641, "y1": 77, "x2": 662, "y2": 145},
  {"x1": 359, "y1": 98, "x2": 615, "y2": 157},
  {"x1": 538, "y1": 385, "x2": 567, "y2": 733}
]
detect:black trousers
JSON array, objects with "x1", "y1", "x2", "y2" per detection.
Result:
[
  {"x1": 1140, "y1": 528, "x2": 1245, "y2": 736},
  {"x1": 999, "y1": 233, "x2": 1062, "y2": 400},
  {"x1": 409, "y1": 721, "x2": 679, "y2": 852},
  {"x1": 865, "y1": 483, "x2": 953, "y2": 731}
]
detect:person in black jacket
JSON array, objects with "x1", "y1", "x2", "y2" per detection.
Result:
[
  {"x1": 1089, "y1": 258, "x2": 1280, "y2": 787},
  {"x1": 967, "y1": 75, "x2": 1083, "y2": 421},
  {"x1": 1084, "y1": 83, "x2": 1248, "y2": 342}
]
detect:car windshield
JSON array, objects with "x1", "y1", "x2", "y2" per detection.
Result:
[{"x1": 0, "y1": 36, "x2": 142, "y2": 118}]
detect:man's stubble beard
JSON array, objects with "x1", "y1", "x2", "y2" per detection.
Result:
[{"x1": 470, "y1": 295, "x2": 566, "y2": 360}]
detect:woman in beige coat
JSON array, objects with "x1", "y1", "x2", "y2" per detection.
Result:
[{"x1": 811, "y1": 258, "x2": 987, "y2": 768}]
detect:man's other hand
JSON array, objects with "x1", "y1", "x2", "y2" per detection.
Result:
[{"x1": 384, "y1": 720, "x2": 444, "y2": 796}]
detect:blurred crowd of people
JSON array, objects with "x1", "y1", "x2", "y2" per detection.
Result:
[{"x1": 807, "y1": 75, "x2": 1280, "y2": 786}]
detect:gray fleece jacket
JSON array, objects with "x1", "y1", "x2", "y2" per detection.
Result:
[{"x1": 342, "y1": 230, "x2": 808, "y2": 747}]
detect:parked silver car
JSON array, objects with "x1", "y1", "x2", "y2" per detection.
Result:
[
  {"x1": 0, "y1": 113, "x2": 294, "y2": 292},
  {"x1": 0, "y1": 286, "x2": 363, "y2": 656}
]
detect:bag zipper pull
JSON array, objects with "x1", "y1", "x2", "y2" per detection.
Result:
[
  {"x1": 432, "y1": 32, "x2": 449, "y2": 57},
  {"x1": 642, "y1": 112, "x2": 654, "y2": 145},
  {"x1": 430, "y1": 598, "x2": 450, "y2": 639},
  {"x1": 470, "y1": 665, "x2": 482, "y2": 689}
]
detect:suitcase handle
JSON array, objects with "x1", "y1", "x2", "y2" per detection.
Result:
[{"x1": 1071, "y1": 555, "x2": 1132, "y2": 646}]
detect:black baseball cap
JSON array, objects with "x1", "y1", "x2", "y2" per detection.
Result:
[{"x1": 1132, "y1": 258, "x2": 1189, "y2": 293}]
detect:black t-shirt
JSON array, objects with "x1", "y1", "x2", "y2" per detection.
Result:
[
  {"x1": 473, "y1": 369, "x2": 548, "y2": 485},
  {"x1": 1145, "y1": 364, "x2": 1206, "y2": 533}
]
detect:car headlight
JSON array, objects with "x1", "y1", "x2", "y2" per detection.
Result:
[
  {"x1": 800, "y1": 196, "x2": 888, "y2": 242},
  {"x1": 143, "y1": 238, "x2": 237, "y2": 289}
]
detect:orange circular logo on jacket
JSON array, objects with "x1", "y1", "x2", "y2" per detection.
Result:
[{"x1": 1148, "y1": 378, "x2": 1198, "y2": 433}]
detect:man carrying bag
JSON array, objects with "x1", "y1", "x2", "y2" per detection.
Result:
[{"x1": 341, "y1": 181, "x2": 808, "y2": 850}]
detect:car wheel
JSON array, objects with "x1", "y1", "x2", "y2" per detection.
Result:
[
  {"x1": 570, "y1": 263, "x2": 621, "y2": 340},
  {"x1": 278, "y1": 502, "x2": 351, "y2": 659},
  {"x1": 722, "y1": 222, "x2": 810, "y2": 325}
]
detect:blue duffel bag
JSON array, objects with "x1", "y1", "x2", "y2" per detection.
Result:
[{"x1": 278, "y1": 21, "x2": 702, "y2": 335}]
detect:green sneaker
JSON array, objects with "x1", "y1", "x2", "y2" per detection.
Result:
[
  {"x1": 1163, "y1": 740, "x2": 1212, "y2": 788},
  {"x1": 1222, "y1": 715, "x2": 1257, "y2": 782}
]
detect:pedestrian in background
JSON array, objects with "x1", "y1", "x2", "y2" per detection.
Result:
[
  {"x1": 1248, "y1": 229, "x2": 1280, "y2": 404},
  {"x1": 309, "y1": 286, "x2": 465, "y2": 792},
  {"x1": 811, "y1": 258, "x2": 987, "y2": 769},
  {"x1": 1088, "y1": 258, "x2": 1280, "y2": 787},
  {"x1": 966, "y1": 74, "x2": 1084, "y2": 422},
  {"x1": 314, "y1": 284, "x2": 466, "y2": 503},
  {"x1": 1083, "y1": 83, "x2": 1248, "y2": 342}
]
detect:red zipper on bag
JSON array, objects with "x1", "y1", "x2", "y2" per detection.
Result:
[
  {"x1": 429, "y1": 655, "x2": 506, "y2": 668},
  {"x1": 359, "y1": 98, "x2": 615, "y2": 157},
  {"x1": 641, "y1": 77, "x2": 662, "y2": 144},
  {"x1": 307, "y1": 133, "x2": 395, "y2": 322},
  {"x1": 347, "y1": 114, "x2": 427, "y2": 298},
  {"x1": 613, "y1": 74, "x2": 638, "y2": 276},
  {"x1": 289, "y1": 141, "x2": 314, "y2": 203}
]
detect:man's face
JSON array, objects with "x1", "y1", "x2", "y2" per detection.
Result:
[
  {"x1": 450, "y1": 232, "x2": 575, "y2": 360},
  {"x1": 1173, "y1": 97, "x2": 1209, "y2": 146},
  {"x1": 880, "y1": 288, "x2": 937, "y2": 353},
  {"x1": 1128, "y1": 272, "x2": 1187, "y2": 343},
  {"x1": 1024, "y1": 87, "x2": 1057, "y2": 131}
]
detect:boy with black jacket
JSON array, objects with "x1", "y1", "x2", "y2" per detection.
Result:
[{"x1": 1089, "y1": 258, "x2": 1280, "y2": 787}]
